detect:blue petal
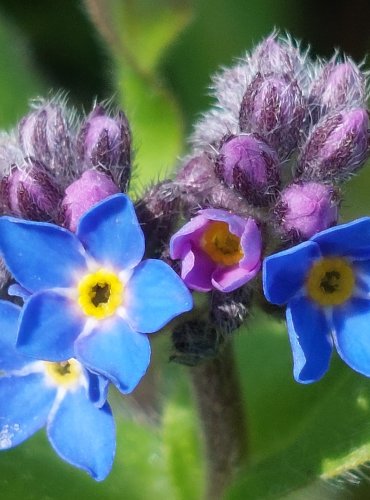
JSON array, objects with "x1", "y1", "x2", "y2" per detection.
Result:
[
  {"x1": 47, "y1": 387, "x2": 115, "y2": 481},
  {"x1": 0, "y1": 218, "x2": 87, "y2": 292},
  {"x1": 125, "y1": 259, "x2": 193, "y2": 333},
  {"x1": 353, "y1": 260, "x2": 370, "y2": 294},
  {"x1": 76, "y1": 194, "x2": 145, "y2": 271},
  {"x1": 0, "y1": 373, "x2": 55, "y2": 449},
  {"x1": 332, "y1": 298, "x2": 370, "y2": 376},
  {"x1": 8, "y1": 284, "x2": 31, "y2": 302},
  {"x1": 0, "y1": 301, "x2": 28, "y2": 371},
  {"x1": 286, "y1": 296, "x2": 333, "y2": 383},
  {"x1": 312, "y1": 217, "x2": 370, "y2": 260},
  {"x1": 17, "y1": 291, "x2": 85, "y2": 361},
  {"x1": 86, "y1": 370, "x2": 110, "y2": 408},
  {"x1": 75, "y1": 316, "x2": 151, "y2": 394},
  {"x1": 263, "y1": 241, "x2": 321, "y2": 306}
]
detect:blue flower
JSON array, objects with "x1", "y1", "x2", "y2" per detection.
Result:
[
  {"x1": 0, "y1": 300, "x2": 115, "y2": 480},
  {"x1": 263, "y1": 218, "x2": 370, "y2": 383},
  {"x1": 0, "y1": 194, "x2": 193, "y2": 393}
]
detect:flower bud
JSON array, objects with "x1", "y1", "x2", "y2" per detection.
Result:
[
  {"x1": 2, "y1": 160, "x2": 62, "y2": 221},
  {"x1": 250, "y1": 34, "x2": 303, "y2": 77},
  {"x1": 60, "y1": 169, "x2": 119, "y2": 231},
  {"x1": 297, "y1": 108, "x2": 369, "y2": 181},
  {"x1": 175, "y1": 154, "x2": 219, "y2": 209},
  {"x1": 19, "y1": 102, "x2": 74, "y2": 185},
  {"x1": 239, "y1": 73, "x2": 306, "y2": 160},
  {"x1": 275, "y1": 182, "x2": 338, "y2": 241},
  {"x1": 309, "y1": 60, "x2": 365, "y2": 119},
  {"x1": 215, "y1": 134, "x2": 280, "y2": 205},
  {"x1": 77, "y1": 105, "x2": 131, "y2": 191},
  {"x1": 135, "y1": 180, "x2": 180, "y2": 257}
]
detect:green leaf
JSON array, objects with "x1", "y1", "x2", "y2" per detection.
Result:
[
  {"x1": 0, "y1": 412, "x2": 174, "y2": 499},
  {"x1": 162, "y1": 398, "x2": 204, "y2": 500},
  {"x1": 225, "y1": 311, "x2": 370, "y2": 499},
  {"x1": 84, "y1": 0, "x2": 193, "y2": 185},
  {"x1": 0, "y1": 13, "x2": 45, "y2": 127}
]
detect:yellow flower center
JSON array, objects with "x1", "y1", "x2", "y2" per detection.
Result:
[
  {"x1": 306, "y1": 257, "x2": 355, "y2": 306},
  {"x1": 44, "y1": 359, "x2": 81, "y2": 387},
  {"x1": 77, "y1": 269, "x2": 123, "y2": 319},
  {"x1": 200, "y1": 221, "x2": 244, "y2": 266}
]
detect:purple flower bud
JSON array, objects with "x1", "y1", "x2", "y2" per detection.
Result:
[
  {"x1": 250, "y1": 35, "x2": 303, "y2": 77},
  {"x1": 175, "y1": 154, "x2": 219, "y2": 208},
  {"x1": 77, "y1": 105, "x2": 131, "y2": 191},
  {"x1": 309, "y1": 60, "x2": 365, "y2": 119},
  {"x1": 2, "y1": 160, "x2": 62, "y2": 221},
  {"x1": 275, "y1": 182, "x2": 338, "y2": 241},
  {"x1": 215, "y1": 134, "x2": 280, "y2": 205},
  {"x1": 239, "y1": 74, "x2": 306, "y2": 160},
  {"x1": 170, "y1": 208, "x2": 262, "y2": 293},
  {"x1": 19, "y1": 102, "x2": 74, "y2": 184},
  {"x1": 60, "y1": 169, "x2": 119, "y2": 231},
  {"x1": 297, "y1": 108, "x2": 369, "y2": 181}
]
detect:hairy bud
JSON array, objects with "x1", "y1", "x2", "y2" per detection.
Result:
[
  {"x1": 297, "y1": 108, "x2": 369, "y2": 182},
  {"x1": 250, "y1": 34, "x2": 304, "y2": 78},
  {"x1": 275, "y1": 181, "x2": 338, "y2": 241},
  {"x1": 176, "y1": 154, "x2": 220, "y2": 209},
  {"x1": 215, "y1": 134, "x2": 280, "y2": 205},
  {"x1": 19, "y1": 102, "x2": 75, "y2": 185},
  {"x1": 77, "y1": 105, "x2": 131, "y2": 191},
  {"x1": 2, "y1": 160, "x2": 62, "y2": 221},
  {"x1": 135, "y1": 180, "x2": 181, "y2": 257},
  {"x1": 239, "y1": 73, "x2": 306, "y2": 160},
  {"x1": 60, "y1": 169, "x2": 119, "y2": 231},
  {"x1": 309, "y1": 60, "x2": 366, "y2": 119}
]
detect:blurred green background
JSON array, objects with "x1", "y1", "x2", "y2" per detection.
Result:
[{"x1": 1, "y1": 1, "x2": 370, "y2": 499}]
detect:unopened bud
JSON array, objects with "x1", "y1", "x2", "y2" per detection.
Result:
[
  {"x1": 77, "y1": 105, "x2": 131, "y2": 191},
  {"x1": 2, "y1": 160, "x2": 62, "y2": 221},
  {"x1": 239, "y1": 74, "x2": 306, "y2": 160},
  {"x1": 275, "y1": 182, "x2": 338, "y2": 241},
  {"x1": 135, "y1": 180, "x2": 180, "y2": 257},
  {"x1": 60, "y1": 169, "x2": 119, "y2": 232},
  {"x1": 250, "y1": 34, "x2": 303, "y2": 77},
  {"x1": 310, "y1": 60, "x2": 365, "y2": 119},
  {"x1": 215, "y1": 134, "x2": 280, "y2": 205},
  {"x1": 297, "y1": 108, "x2": 369, "y2": 181},
  {"x1": 175, "y1": 154, "x2": 219, "y2": 209},
  {"x1": 19, "y1": 102, "x2": 74, "y2": 185}
]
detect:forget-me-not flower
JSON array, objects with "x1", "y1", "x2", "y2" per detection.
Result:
[
  {"x1": 0, "y1": 300, "x2": 115, "y2": 480},
  {"x1": 0, "y1": 194, "x2": 193, "y2": 394},
  {"x1": 170, "y1": 208, "x2": 262, "y2": 292},
  {"x1": 263, "y1": 218, "x2": 370, "y2": 383}
]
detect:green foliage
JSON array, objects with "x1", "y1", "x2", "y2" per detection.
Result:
[
  {"x1": 84, "y1": 0, "x2": 193, "y2": 185},
  {"x1": 227, "y1": 311, "x2": 370, "y2": 499},
  {"x1": 0, "y1": 13, "x2": 45, "y2": 127}
]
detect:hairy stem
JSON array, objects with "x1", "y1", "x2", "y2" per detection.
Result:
[{"x1": 190, "y1": 340, "x2": 247, "y2": 499}]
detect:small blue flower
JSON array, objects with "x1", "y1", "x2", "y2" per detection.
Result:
[
  {"x1": 263, "y1": 218, "x2": 370, "y2": 383},
  {"x1": 0, "y1": 194, "x2": 193, "y2": 393},
  {"x1": 0, "y1": 300, "x2": 115, "y2": 480}
]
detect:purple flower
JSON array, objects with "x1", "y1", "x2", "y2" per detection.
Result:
[
  {"x1": 0, "y1": 194, "x2": 193, "y2": 394},
  {"x1": 61, "y1": 169, "x2": 120, "y2": 231},
  {"x1": 275, "y1": 182, "x2": 338, "y2": 241},
  {"x1": 0, "y1": 300, "x2": 114, "y2": 480},
  {"x1": 170, "y1": 209, "x2": 262, "y2": 292}
]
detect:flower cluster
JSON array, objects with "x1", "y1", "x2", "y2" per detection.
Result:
[
  {"x1": 0, "y1": 100, "x2": 192, "y2": 479},
  {"x1": 163, "y1": 33, "x2": 370, "y2": 369}
]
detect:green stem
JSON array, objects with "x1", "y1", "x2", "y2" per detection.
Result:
[{"x1": 190, "y1": 340, "x2": 247, "y2": 499}]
